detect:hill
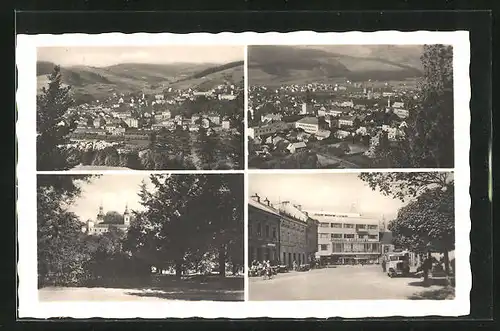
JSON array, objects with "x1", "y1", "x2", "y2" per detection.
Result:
[
  {"x1": 248, "y1": 45, "x2": 424, "y2": 85},
  {"x1": 37, "y1": 61, "x2": 243, "y2": 102}
]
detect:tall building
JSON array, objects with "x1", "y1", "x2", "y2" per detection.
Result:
[
  {"x1": 248, "y1": 195, "x2": 280, "y2": 264},
  {"x1": 277, "y1": 201, "x2": 310, "y2": 267},
  {"x1": 86, "y1": 203, "x2": 132, "y2": 235},
  {"x1": 306, "y1": 211, "x2": 381, "y2": 264}
]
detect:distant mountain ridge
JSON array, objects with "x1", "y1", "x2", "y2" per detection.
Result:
[
  {"x1": 37, "y1": 60, "x2": 244, "y2": 101},
  {"x1": 248, "y1": 45, "x2": 424, "y2": 85}
]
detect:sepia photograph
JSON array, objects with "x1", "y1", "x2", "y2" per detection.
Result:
[
  {"x1": 248, "y1": 172, "x2": 455, "y2": 301},
  {"x1": 247, "y1": 45, "x2": 454, "y2": 169},
  {"x1": 36, "y1": 46, "x2": 244, "y2": 171},
  {"x1": 37, "y1": 173, "x2": 244, "y2": 302}
]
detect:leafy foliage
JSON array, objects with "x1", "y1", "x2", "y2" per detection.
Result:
[
  {"x1": 388, "y1": 183, "x2": 455, "y2": 254},
  {"x1": 371, "y1": 44, "x2": 454, "y2": 168},
  {"x1": 358, "y1": 172, "x2": 452, "y2": 202},
  {"x1": 37, "y1": 65, "x2": 78, "y2": 170},
  {"x1": 123, "y1": 174, "x2": 243, "y2": 278}
]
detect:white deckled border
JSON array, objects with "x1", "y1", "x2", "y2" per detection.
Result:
[{"x1": 17, "y1": 31, "x2": 470, "y2": 319}]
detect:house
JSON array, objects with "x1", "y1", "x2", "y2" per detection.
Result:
[
  {"x1": 208, "y1": 115, "x2": 221, "y2": 125},
  {"x1": 393, "y1": 108, "x2": 409, "y2": 119},
  {"x1": 124, "y1": 117, "x2": 139, "y2": 128},
  {"x1": 296, "y1": 131, "x2": 311, "y2": 142},
  {"x1": 338, "y1": 115, "x2": 356, "y2": 127},
  {"x1": 222, "y1": 120, "x2": 231, "y2": 130},
  {"x1": 287, "y1": 142, "x2": 307, "y2": 154},
  {"x1": 261, "y1": 113, "x2": 283, "y2": 123},
  {"x1": 392, "y1": 101, "x2": 404, "y2": 109},
  {"x1": 218, "y1": 94, "x2": 237, "y2": 100}
]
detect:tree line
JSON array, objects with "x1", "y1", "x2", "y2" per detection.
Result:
[{"x1": 37, "y1": 174, "x2": 244, "y2": 287}]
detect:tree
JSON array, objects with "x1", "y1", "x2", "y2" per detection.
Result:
[
  {"x1": 37, "y1": 175, "x2": 95, "y2": 287},
  {"x1": 37, "y1": 65, "x2": 76, "y2": 170},
  {"x1": 125, "y1": 175, "x2": 211, "y2": 277},
  {"x1": 371, "y1": 45, "x2": 454, "y2": 168},
  {"x1": 388, "y1": 183, "x2": 454, "y2": 275},
  {"x1": 358, "y1": 172, "x2": 452, "y2": 202}
]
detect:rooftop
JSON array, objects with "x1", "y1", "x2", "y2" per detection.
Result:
[
  {"x1": 248, "y1": 198, "x2": 280, "y2": 217},
  {"x1": 296, "y1": 117, "x2": 319, "y2": 125}
]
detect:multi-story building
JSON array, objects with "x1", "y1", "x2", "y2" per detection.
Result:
[
  {"x1": 278, "y1": 201, "x2": 309, "y2": 267},
  {"x1": 307, "y1": 211, "x2": 381, "y2": 265},
  {"x1": 295, "y1": 117, "x2": 320, "y2": 134},
  {"x1": 248, "y1": 194, "x2": 280, "y2": 264},
  {"x1": 248, "y1": 121, "x2": 293, "y2": 139}
]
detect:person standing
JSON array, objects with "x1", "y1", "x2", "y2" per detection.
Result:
[
  {"x1": 381, "y1": 256, "x2": 387, "y2": 273},
  {"x1": 422, "y1": 254, "x2": 432, "y2": 286}
]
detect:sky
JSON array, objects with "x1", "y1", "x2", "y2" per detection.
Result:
[
  {"x1": 67, "y1": 174, "x2": 152, "y2": 222},
  {"x1": 249, "y1": 173, "x2": 407, "y2": 220},
  {"x1": 37, "y1": 46, "x2": 244, "y2": 67}
]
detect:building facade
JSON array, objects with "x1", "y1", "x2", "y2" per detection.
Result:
[
  {"x1": 85, "y1": 204, "x2": 131, "y2": 235},
  {"x1": 307, "y1": 211, "x2": 381, "y2": 264},
  {"x1": 248, "y1": 195, "x2": 280, "y2": 264},
  {"x1": 277, "y1": 201, "x2": 309, "y2": 267}
]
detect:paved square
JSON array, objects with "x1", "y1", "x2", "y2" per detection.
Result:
[{"x1": 249, "y1": 265, "x2": 452, "y2": 300}]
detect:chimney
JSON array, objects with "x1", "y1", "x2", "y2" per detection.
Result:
[
  {"x1": 264, "y1": 198, "x2": 270, "y2": 207},
  {"x1": 296, "y1": 204, "x2": 302, "y2": 211},
  {"x1": 251, "y1": 193, "x2": 260, "y2": 203}
]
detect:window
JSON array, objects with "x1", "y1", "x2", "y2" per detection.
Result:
[
  {"x1": 265, "y1": 225, "x2": 270, "y2": 237},
  {"x1": 332, "y1": 243, "x2": 343, "y2": 252},
  {"x1": 319, "y1": 233, "x2": 329, "y2": 239},
  {"x1": 368, "y1": 234, "x2": 377, "y2": 240},
  {"x1": 344, "y1": 234, "x2": 354, "y2": 239},
  {"x1": 343, "y1": 223, "x2": 354, "y2": 228},
  {"x1": 320, "y1": 244, "x2": 329, "y2": 251},
  {"x1": 319, "y1": 222, "x2": 329, "y2": 228},
  {"x1": 272, "y1": 227, "x2": 277, "y2": 239},
  {"x1": 368, "y1": 225, "x2": 378, "y2": 230},
  {"x1": 356, "y1": 224, "x2": 366, "y2": 229},
  {"x1": 257, "y1": 223, "x2": 262, "y2": 236},
  {"x1": 331, "y1": 233, "x2": 343, "y2": 239},
  {"x1": 331, "y1": 223, "x2": 342, "y2": 228}
]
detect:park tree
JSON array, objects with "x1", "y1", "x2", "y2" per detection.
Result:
[
  {"x1": 37, "y1": 174, "x2": 95, "y2": 286},
  {"x1": 125, "y1": 175, "x2": 213, "y2": 277},
  {"x1": 359, "y1": 172, "x2": 455, "y2": 275},
  {"x1": 358, "y1": 172, "x2": 452, "y2": 202},
  {"x1": 196, "y1": 175, "x2": 244, "y2": 277},
  {"x1": 372, "y1": 44, "x2": 454, "y2": 168},
  {"x1": 37, "y1": 65, "x2": 77, "y2": 170},
  {"x1": 388, "y1": 183, "x2": 455, "y2": 275}
]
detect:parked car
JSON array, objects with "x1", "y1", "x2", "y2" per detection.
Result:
[{"x1": 277, "y1": 265, "x2": 289, "y2": 273}]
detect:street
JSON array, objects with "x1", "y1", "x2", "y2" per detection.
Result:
[{"x1": 249, "y1": 265, "x2": 454, "y2": 301}]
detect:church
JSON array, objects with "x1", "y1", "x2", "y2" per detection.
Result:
[{"x1": 85, "y1": 203, "x2": 132, "y2": 235}]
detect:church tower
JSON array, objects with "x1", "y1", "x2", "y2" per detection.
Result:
[
  {"x1": 124, "y1": 203, "x2": 131, "y2": 227},
  {"x1": 96, "y1": 202, "x2": 104, "y2": 224}
]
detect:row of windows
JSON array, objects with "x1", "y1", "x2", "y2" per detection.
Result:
[
  {"x1": 249, "y1": 223, "x2": 277, "y2": 240},
  {"x1": 319, "y1": 233, "x2": 378, "y2": 240},
  {"x1": 319, "y1": 243, "x2": 380, "y2": 252},
  {"x1": 319, "y1": 222, "x2": 379, "y2": 229}
]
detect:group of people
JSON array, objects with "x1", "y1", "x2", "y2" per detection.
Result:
[{"x1": 250, "y1": 260, "x2": 274, "y2": 278}]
